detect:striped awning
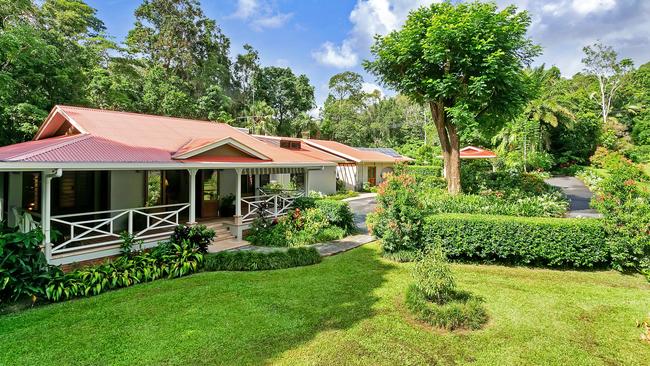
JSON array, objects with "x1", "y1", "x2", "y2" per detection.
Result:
[{"x1": 241, "y1": 167, "x2": 306, "y2": 175}]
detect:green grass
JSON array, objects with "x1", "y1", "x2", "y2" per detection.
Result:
[{"x1": 1, "y1": 243, "x2": 649, "y2": 365}]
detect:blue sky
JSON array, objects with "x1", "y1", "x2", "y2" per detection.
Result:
[{"x1": 88, "y1": 0, "x2": 650, "y2": 107}]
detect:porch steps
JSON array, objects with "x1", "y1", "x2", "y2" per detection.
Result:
[{"x1": 202, "y1": 221, "x2": 236, "y2": 243}]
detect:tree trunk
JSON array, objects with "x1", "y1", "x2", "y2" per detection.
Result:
[{"x1": 429, "y1": 101, "x2": 461, "y2": 195}]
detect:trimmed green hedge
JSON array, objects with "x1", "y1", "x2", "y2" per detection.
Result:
[
  {"x1": 423, "y1": 214, "x2": 609, "y2": 268},
  {"x1": 204, "y1": 247, "x2": 321, "y2": 271},
  {"x1": 405, "y1": 165, "x2": 442, "y2": 176}
]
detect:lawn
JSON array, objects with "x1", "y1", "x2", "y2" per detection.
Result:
[{"x1": 1, "y1": 243, "x2": 649, "y2": 365}]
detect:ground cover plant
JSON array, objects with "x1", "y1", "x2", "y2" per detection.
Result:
[
  {"x1": 0, "y1": 228, "x2": 51, "y2": 304},
  {"x1": 1, "y1": 225, "x2": 215, "y2": 306},
  {"x1": 405, "y1": 246, "x2": 487, "y2": 330},
  {"x1": 1, "y1": 243, "x2": 649, "y2": 365},
  {"x1": 204, "y1": 247, "x2": 321, "y2": 271},
  {"x1": 246, "y1": 198, "x2": 355, "y2": 247}
]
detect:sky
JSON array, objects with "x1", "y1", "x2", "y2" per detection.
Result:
[{"x1": 87, "y1": 0, "x2": 650, "y2": 107}]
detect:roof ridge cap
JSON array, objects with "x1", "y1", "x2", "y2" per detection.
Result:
[
  {"x1": 7, "y1": 134, "x2": 91, "y2": 161},
  {"x1": 57, "y1": 105, "x2": 230, "y2": 126}
]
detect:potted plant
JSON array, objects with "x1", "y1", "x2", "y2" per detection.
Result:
[{"x1": 219, "y1": 194, "x2": 236, "y2": 217}]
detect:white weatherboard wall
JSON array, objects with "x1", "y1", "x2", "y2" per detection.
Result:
[
  {"x1": 336, "y1": 164, "x2": 357, "y2": 191},
  {"x1": 110, "y1": 171, "x2": 145, "y2": 231},
  {"x1": 308, "y1": 166, "x2": 336, "y2": 195},
  {"x1": 219, "y1": 169, "x2": 237, "y2": 197}
]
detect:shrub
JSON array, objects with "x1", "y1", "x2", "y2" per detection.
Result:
[
  {"x1": 371, "y1": 174, "x2": 425, "y2": 253},
  {"x1": 292, "y1": 196, "x2": 317, "y2": 210},
  {"x1": 170, "y1": 224, "x2": 216, "y2": 254},
  {"x1": 405, "y1": 284, "x2": 488, "y2": 331},
  {"x1": 624, "y1": 145, "x2": 650, "y2": 164},
  {"x1": 591, "y1": 162, "x2": 650, "y2": 275},
  {"x1": 422, "y1": 214, "x2": 609, "y2": 268},
  {"x1": 204, "y1": 247, "x2": 321, "y2": 271},
  {"x1": 0, "y1": 229, "x2": 51, "y2": 304},
  {"x1": 412, "y1": 247, "x2": 455, "y2": 304},
  {"x1": 405, "y1": 245, "x2": 487, "y2": 331},
  {"x1": 420, "y1": 188, "x2": 568, "y2": 218},
  {"x1": 326, "y1": 190, "x2": 359, "y2": 201},
  {"x1": 246, "y1": 206, "x2": 349, "y2": 247},
  {"x1": 314, "y1": 199, "x2": 356, "y2": 234}
]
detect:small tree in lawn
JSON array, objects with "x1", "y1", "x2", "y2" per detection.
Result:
[
  {"x1": 364, "y1": 2, "x2": 540, "y2": 194},
  {"x1": 581, "y1": 42, "x2": 634, "y2": 126}
]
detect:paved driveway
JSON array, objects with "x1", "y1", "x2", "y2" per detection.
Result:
[
  {"x1": 545, "y1": 176, "x2": 601, "y2": 218},
  {"x1": 344, "y1": 194, "x2": 377, "y2": 233}
]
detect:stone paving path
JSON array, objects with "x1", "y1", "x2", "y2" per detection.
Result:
[
  {"x1": 213, "y1": 195, "x2": 377, "y2": 256},
  {"x1": 545, "y1": 176, "x2": 602, "y2": 218}
]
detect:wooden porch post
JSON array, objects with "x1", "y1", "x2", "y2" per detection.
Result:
[
  {"x1": 41, "y1": 169, "x2": 61, "y2": 262},
  {"x1": 188, "y1": 169, "x2": 197, "y2": 225},
  {"x1": 234, "y1": 168, "x2": 242, "y2": 225}
]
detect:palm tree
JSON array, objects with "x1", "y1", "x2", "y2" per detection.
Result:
[
  {"x1": 495, "y1": 66, "x2": 575, "y2": 171},
  {"x1": 245, "y1": 101, "x2": 275, "y2": 135}
]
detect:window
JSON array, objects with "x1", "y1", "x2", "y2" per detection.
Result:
[
  {"x1": 146, "y1": 171, "x2": 162, "y2": 206},
  {"x1": 22, "y1": 172, "x2": 40, "y2": 212},
  {"x1": 241, "y1": 174, "x2": 255, "y2": 195},
  {"x1": 202, "y1": 170, "x2": 219, "y2": 201},
  {"x1": 259, "y1": 174, "x2": 270, "y2": 188},
  {"x1": 290, "y1": 173, "x2": 305, "y2": 189}
]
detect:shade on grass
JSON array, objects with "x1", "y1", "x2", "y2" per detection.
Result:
[{"x1": 1, "y1": 243, "x2": 649, "y2": 365}]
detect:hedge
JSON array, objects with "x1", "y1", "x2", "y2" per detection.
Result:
[
  {"x1": 422, "y1": 214, "x2": 609, "y2": 268},
  {"x1": 204, "y1": 247, "x2": 321, "y2": 271},
  {"x1": 405, "y1": 165, "x2": 442, "y2": 176}
]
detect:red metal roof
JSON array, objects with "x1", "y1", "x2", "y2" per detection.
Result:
[
  {"x1": 0, "y1": 105, "x2": 410, "y2": 166},
  {"x1": 0, "y1": 135, "x2": 172, "y2": 163},
  {"x1": 15, "y1": 105, "x2": 329, "y2": 165},
  {"x1": 459, "y1": 146, "x2": 497, "y2": 159},
  {"x1": 253, "y1": 135, "x2": 348, "y2": 163},
  {"x1": 304, "y1": 139, "x2": 403, "y2": 163}
]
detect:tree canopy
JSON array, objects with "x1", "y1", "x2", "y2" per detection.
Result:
[{"x1": 365, "y1": 1, "x2": 540, "y2": 193}]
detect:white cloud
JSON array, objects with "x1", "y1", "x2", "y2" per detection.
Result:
[
  {"x1": 231, "y1": 0, "x2": 292, "y2": 30},
  {"x1": 232, "y1": 0, "x2": 258, "y2": 19},
  {"x1": 571, "y1": 0, "x2": 617, "y2": 15},
  {"x1": 312, "y1": 0, "x2": 437, "y2": 68},
  {"x1": 251, "y1": 13, "x2": 293, "y2": 30},
  {"x1": 312, "y1": 40, "x2": 359, "y2": 68},
  {"x1": 362, "y1": 82, "x2": 383, "y2": 95}
]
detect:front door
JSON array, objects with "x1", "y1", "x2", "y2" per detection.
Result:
[
  {"x1": 200, "y1": 170, "x2": 219, "y2": 218},
  {"x1": 368, "y1": 166, "x2": 377, "y2": 186}
]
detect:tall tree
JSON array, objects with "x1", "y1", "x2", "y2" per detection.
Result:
[
  {"x1": 126, "y1": 0, "x2": 232, "y2": 97},
  {"x1": 582, "y1": 42, "x2": 633, "y2": 126},
  {"x1": 0, "y1": 0, "x2": 108, "y2": 145},
  {"x1": 254, "y1": 66, "x2": 314, "y2": 136},
  {"x1": 233, "y1": 44, "x2": 260, "y2": 113},
  {"x1": 365, "y1": 2, "x2": 539, "y2": 194}
]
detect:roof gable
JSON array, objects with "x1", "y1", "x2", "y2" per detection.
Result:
[{"x1": 172, "y1": 137, "x2": 270, "y2": 160}]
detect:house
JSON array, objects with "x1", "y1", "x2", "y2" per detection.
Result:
[
  {"x1": 438, "y1": 146, "x2": 498, "y2": 177},
  {"x1": 302, "y1": 140, "x2": 412, "y2": 190},
  {"x1": 0, "y1": 106, "x2": 407, "y2": 265}
]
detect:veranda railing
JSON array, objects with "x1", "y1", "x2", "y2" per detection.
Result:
[
  {"x1": 241, "y1": 192, "x2": 304, "y2": 223},
  {"x1": 49, "y1": 203, "x2": 190, "y2": 255}
]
